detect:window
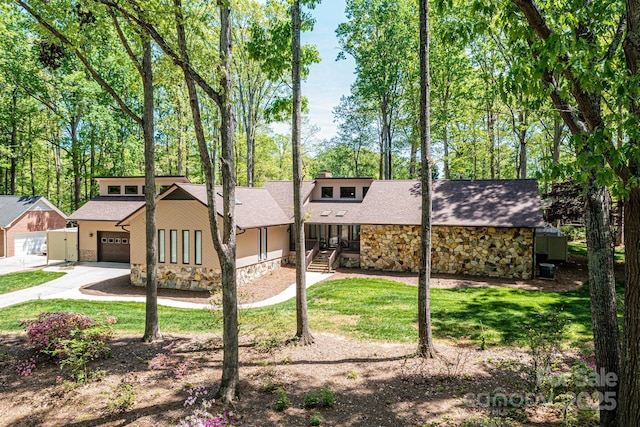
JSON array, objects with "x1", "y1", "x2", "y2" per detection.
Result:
[
  {"x1": 363, "y1": 186, "x2": 369, "y2": 197},
  {"x1": 108, "y1": 238, "x2": 114, "y2": 243},
  {"x1": 101, "y1": 237, "x2": 107, "y2": 243},
  {"x1": 125, "y1": 185, "x2": 138, "y2": 195},
  {"x1": 122, "y1": 238, "x2": 129, "y2": 245},
  {"x1": 258, "y1": 228, "x2": 268, "y2": 261},
  {"x1": 170, "y1": 230, "x2": 178, "y2": 263},
  {"x1": 115, "y1": 238, "x2": 121, "y2": 244},
  {"x1": 352, "y1": 225, "x2": 360, "y2": 241},
  {"x1": 158, "y1": 230, "x2": 165, "y2": 263},
  {"x1": 340, "y1": 186, "x2": 356, "y2": 198},
  {"x1": 321, "y1": 187, "x2": 333, "y2": 198},
  {"x1": 182, "y1": 230, "x2": 190, "y2": 264},
  {"x1": 108, "y1": 185, "x2": 121, "y2": 195},
  {"x1": 195, "y1": 230, "x2": 202, "y2": 265},
  {"x1": 308, "y1": 224, "x2": 317, "y2": 239}
]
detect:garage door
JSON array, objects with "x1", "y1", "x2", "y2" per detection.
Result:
[
  {"x1": 14, "y1": 232, "x2": 47, "y2": 256},
  {"x1": 98, "y1": 231, "x2": 130, "y2": 263}
]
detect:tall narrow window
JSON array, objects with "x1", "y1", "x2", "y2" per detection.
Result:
[
  {"x1": 195, "y1": 230, "x2": 202, "y2": 265},
  {"x1": 170, "y1": 230, "x2": 178, "y2": 263},
  {"x1": 258, "y1": 228, "x2": 268, "y2": 260},
  {"x1": 182, "y1": 230, "x2": 190, "y2": 264},
  {"x1": 308, "y1": 224, "x2": 317, "y2": 239},
  {"x1": 158, "y1": 230, "x2": 165, "y2": 263}
]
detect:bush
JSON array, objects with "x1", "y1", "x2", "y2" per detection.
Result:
[
  {"x1": 108, "y1": 383, "x2": 137, "y2": 413},
  {"x1": 309, "y1": 411, "x2": 323, "y2": 426},
  {"x1": 21, "y1": 312, "x2": 116, "y2": 382},
  {"x1": 274, "y1": 387, "x2": 291, "y2": 411},
  {"x1": 304, "y1": 387, "x2": 336, "y2": 409}
]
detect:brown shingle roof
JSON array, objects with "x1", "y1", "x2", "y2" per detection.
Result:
[
  {"x1": 262, "y1": 181, "x2": 315, "y2": 220},
  {"x1": 356, "y1": 179, "x2": 543, "y2": 227},
  {"x1": 68, "y1": 196, "x2": 145, "y2": 221},
  {"x1": 165, "y1": 184, "x2": 292, "y2": 229}
]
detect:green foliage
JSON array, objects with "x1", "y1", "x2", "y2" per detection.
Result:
[
  {"x1": 0, "y1": 271, "x2": 65, "y2": 295},
  {"x1": 309, "y1": 411, "x2": 323, "y2": 426},
  {"x1": 108, "y1": 383, "x2": 137, "y2": 413},
  {"x1": 273, "y1": 387, "x2": 291, "y2": 411},
  {"x1": 303, "y1": 387, "x2": 335, "y2": 408}
]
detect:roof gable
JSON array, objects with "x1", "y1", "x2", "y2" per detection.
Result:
[{"x1": 0, "y1": 196, "x2": 66, "y2": 227}]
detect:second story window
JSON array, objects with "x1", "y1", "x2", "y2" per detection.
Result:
[
  {"x1": 108, "y1": 185, "x2": 121, "y2": 195},
  {"x1": 125, "y1": 185, "x2": 138, "y2": 195},
  {"x1": 321, "y1": 187, "x2": 333, "y2": 198},
  {"x1": 340, "y1": 186, "x2": 356, "y2": 199}
]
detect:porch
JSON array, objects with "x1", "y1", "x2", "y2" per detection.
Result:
[{"x1": 302, "y1": 224, "x2": 361, "y2": 272}]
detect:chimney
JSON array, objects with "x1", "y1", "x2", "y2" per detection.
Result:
[{"x1": 317, "y1": 170, "x2": 333, "y2": 179}]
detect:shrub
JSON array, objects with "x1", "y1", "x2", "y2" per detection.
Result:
[
  {"x1": 108, "y1": 383, "x2": 137, "y2": 413},
  {"x1": 178, "y1": 389, "x2": 235, "y2": 427},
  {"x1": 304, "y1": 387, "x2": 336, "y2": 409},
  {"x1": 15, "y1": 357, "x2": 36, "y2": 376},
  {"x1": 20, "y1": 312, "x2": 116, "y2": 382},
  {"x1": 274, "y1": 387, "x2": 291, "y2": 411},
  {"x1": 309, "y1": 411, "x2": 323, "y2": 426}
]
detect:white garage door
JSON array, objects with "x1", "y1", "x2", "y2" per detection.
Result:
[{"x1": 14, "y1": 232, "x2": 47, "y2": 256}]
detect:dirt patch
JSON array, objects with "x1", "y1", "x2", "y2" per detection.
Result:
[{"x1": 0, "y1": 332, "x2": 579, "y2": 427}]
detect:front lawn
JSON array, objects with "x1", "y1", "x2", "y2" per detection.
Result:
[
  {"x1": 0, "y1": 278, "x2": 600, "y2": 348},
  {"x1": 568, "y1": 241, "x2": 625, "y2": 262},
  {"x1": 0, "y1": 271, "x2": 66, "y2": 295}
]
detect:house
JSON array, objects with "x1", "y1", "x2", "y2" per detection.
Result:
[
  {"x1": 0, "y1": 196, "x2": 67, "y2": 257},
  {"x1": 67, "y1": 176, "x2": 190, "y2": 263},
  {"x1": 117, "y1": 172, "x2": 544, "y2": 292}
]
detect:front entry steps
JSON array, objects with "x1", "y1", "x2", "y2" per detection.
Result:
[{"x1": 307, "y1": 250, "x2": 334, "y2": 273}]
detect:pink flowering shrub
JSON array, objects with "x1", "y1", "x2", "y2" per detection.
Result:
[
  {"x1": 20, "y1": 312, "x2": 117, "y2": 382},
  {"x1": 178, "y1": 388, "x2": 235, "y2": 427},
  {"x1": 149, "y1": 341, "x2": 193, "y2": 379},
  {"x1": 16, "y1": 357, "x2": 36, "y2": 376}
]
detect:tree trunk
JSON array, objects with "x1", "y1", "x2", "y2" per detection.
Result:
[
  {"x1": 176, "y1": 95, "x2": 184, "y2": 176},
  {"x1": 552, "y1": 114, "x2": 563, "y2": 165},
  {"x1": 141, "y1": 35, "x2": 161, "y2": 343},
  {"x1": 584, "y1": 176, "x2": 619, "y2": 427},
  {"x1": 443, "y1": 123, "x2": 450, "y2": 179},
  {"x1": 418, "y1": 0, "x2": 435, "y2": 358},
  {"x1": 486, "y1": 103, "x2": 496, "y2": 180},
  {"x1": 10, "y1": 88, "x2": 18, "y2": 195},
  {"x1": 292, "y1": 0, "x2": 314, "y2": 345},
  {"x1": 70, "y1": 117, "x2": 81, "y2": 211},
  {"x1": 618, "y1": 188, "x2": 640, "y2": 425}
]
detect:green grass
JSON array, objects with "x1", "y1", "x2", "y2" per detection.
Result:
[
  {"x1": 0, "y1": 278, "x2": 609, "y2": 347},
  {"x1": 0, "y1": 271, "x2": 66, "y2": 295},
  {"x1": 568, "y1": 241, "x2": 625, "y2": 262}
]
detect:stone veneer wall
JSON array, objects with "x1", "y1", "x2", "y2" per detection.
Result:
[
  {"x1": 80, "y1": 249, "x2": 97, "y2": 262},
  {"x1": 131, "y1": 258, "x2": 285, "y2": 291},
  {"x1": 359, "y1": 224, "x2": 534, "y2": 279}
]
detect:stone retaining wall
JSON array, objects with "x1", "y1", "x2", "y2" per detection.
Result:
[
  {"x1": 360, "y1": 224, "x2": 534, "y2": 279},
  {"x1": 79, "y1": 249, "x2": 97, "y2": 262},
  {"x1": 131, "y1": 258, "x2": 285, "y2": 291}
]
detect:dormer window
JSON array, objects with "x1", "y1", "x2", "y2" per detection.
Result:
[
  {"x1": 108, "y1": 185, "x2": 121, "y2": 195},
  {"x1": 321, "y1": 187, "x2": 333, "y2": 198},
  {"x1": 340, "y1": 186, "x2": 356, "y2": 199}
]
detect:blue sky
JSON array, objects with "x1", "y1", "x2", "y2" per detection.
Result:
[{"x1": 268, "y1": 0, "x2": 356, "y2": 141}]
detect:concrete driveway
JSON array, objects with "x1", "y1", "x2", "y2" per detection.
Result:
[
  {"x1": 0, "y1": 255, "x2": 51, "y2": 275},
  {"x1": 0, "y1": 262, "x2": 130, "y2": 309}
]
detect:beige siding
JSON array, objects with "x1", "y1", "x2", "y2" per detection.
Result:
[
  {"x1": 236, "y1": 224, "x2": 290, "y2": 268},
  {"x1": 129, "y1": 200, "x2": 219, "y2": 270},
  {"x1": 77, "y1": 220, "x2": 124, "y2": 261},
  {"x1": 311, "y1": 178, "x2": 373, "y2": 201},
  {"x1": 97, "y1": 177, "x2": 188, "y2": 196}
]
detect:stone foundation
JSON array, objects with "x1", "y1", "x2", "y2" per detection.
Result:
[
  {"x1": 360, "y1": 225, "x2": 534, "y2": 279},
  {"x1": 131, "y1": 257, "x2": 286, "y2": 292},
  {"x1": 339, "y1": 253, "x2": 361, "y2": 268},
  {"x1": 79, "y1": 249, "x2": 97, "y2": 262}
]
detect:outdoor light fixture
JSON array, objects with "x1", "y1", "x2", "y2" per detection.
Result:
[{"x1": 89, "y1": 233, "x2": 94, "y2": 237}]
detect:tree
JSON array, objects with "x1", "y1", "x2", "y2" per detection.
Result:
[
  {"x1": 504, "y1": 0, "x2": 639, "y2": 423},
  {"x1": 16, "y1": 0, "x2": 163, "y2": 341},
  {"x1": 417, "y1": 0, "x2": 435, "y2": 358},
  {"x1": 292, "y1": 0, "x2": 316, "y2": 345}
]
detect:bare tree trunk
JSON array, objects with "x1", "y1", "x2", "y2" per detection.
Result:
[
  {"x1": 443, "y1": 123, "x2": 450, "y2": 179},
  {"x1": 418, "y1": 0, "x2": 435, "y2": 358},
  {"x1": 486, "y1": 104, "x2": 496, "y2": 180},
  {"x1": 10, "y1": 88, "x2": 18, "y2": 195},
  {"x1": 141, "y1": 35, "x2": 161, "y2": 343},
  {"x1": 552, "y1": 114, "x2": 563, "y2": 164},
  {"x1": 292, "y1": 0, "x2": 313, "y2": 345},
  {"x1": 177, "y1": 95, "x2": 184, "y2": 176},
  {"x1": 584, "y1": 176, "x2": 619, "y2": 427}
]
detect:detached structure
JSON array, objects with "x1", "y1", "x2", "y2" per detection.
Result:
[
  {"x1": 0, "y1": 196, "x2": 67, "y2": 257},
  {"x1": 114, "y1": 173, "x2": 543, "y2": 291}
]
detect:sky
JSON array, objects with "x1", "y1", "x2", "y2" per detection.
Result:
[{"x1": 270, "y1": 0, "x2": 356, "y2": 142}]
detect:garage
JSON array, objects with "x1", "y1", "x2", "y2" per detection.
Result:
[
  {"x1": 14, "y1": 232, "x2": 47, "y2": 256},
  {"x1": 98, "y1": 231, "x2": 130, "y2": 263}
]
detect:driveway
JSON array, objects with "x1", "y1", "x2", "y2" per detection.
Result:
[
  {"x1": 0, "y1": 255, "x2": 51, "y2": 275},
  {"x1": 0, "y1": 262, "x2": 130, "y2": 309}
]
